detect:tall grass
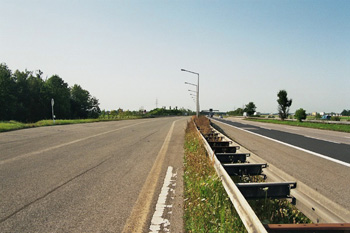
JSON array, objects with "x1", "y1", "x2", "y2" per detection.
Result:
[{"x1": 184, "y1": 119, "x2": 246, "y2": 232}]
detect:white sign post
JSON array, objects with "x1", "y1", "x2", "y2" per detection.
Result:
[{"x1": 51, "y1": 98, "x2": 55, "y2": 124}]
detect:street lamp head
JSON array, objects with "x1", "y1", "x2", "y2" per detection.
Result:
[{"x1": 181, "y1": 69, "x2": 186, "y2": 71}]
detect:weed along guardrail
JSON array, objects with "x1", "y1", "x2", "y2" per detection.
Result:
[{"x1": 192, "y1": 117, "x2": 350, "y2": 233}]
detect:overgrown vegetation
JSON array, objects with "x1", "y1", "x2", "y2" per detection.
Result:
[
  {"x1": 249, "y1": 199, "x2": 311, "y2": 225},
  {"x1": 246, "y1": 118, "x2": 350, "y2": 133},
  {"x1": 184, "y1": 116, "x2": 311, "y2": 232},
  {"x1": 184, "y1": 118, "x2": 246, "y2": 232}
]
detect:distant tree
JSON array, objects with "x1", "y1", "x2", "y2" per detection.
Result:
[
  {"x1": 27, "y1": 72, "x2": 50, "y2": 122},
  {"x1": 13, "y1": 70, "x2": 31, "y2": 122},
  {"x1": 341, "y1": 109, "x2": 349, "y2": 116},
  {"x1": 70, "y1": 84, "x2": 90, "y2": 118},
  {"x1": 315, "y1": 113, "x2": 321, "y2": 120},
  {"x1": 110, "y1": 110, "x2": 118, "y2": 118},
  {"x1": 46, "y1": 75, "x2": 71, "y2": 119},
  {"x1": 70, "y1": 84, "x2": 100, "y2": 118},
  {"x1": 0, "y1": 63, "x2": 17, "y2": 120},
  {"x1": 88, "y1": 96, "x2": 101, "y2": 118},
  {"x1": 244, "y1": 102, "x2": 256, "y2": 116},
  {"x1": 277, "y1": 90, "x2": 292, "y2": 120},
  {"x1": 295, "y1": 108, "x2": 306, "y2": 122},
  {"x1": 227, "y1": 108, "x2": 244, "y2": 116}
]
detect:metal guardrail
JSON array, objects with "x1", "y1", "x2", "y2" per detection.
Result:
[
  {"x1": 211, "y1": 117, "x2": 350, "y2": 223},
  {"x1": 194, "y1": 122, "x2": 268, "y2": 233},
  {"x1": 194, "y1": 119, "x2": 350, "y2": 232}
]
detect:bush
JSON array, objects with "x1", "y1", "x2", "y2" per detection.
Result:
[
  {"x1": 295, "y1": 108, "x2": 307, "y2": 122},
  {"x1": 331, "y1": 116, "x2": 340, "y2": 121}
]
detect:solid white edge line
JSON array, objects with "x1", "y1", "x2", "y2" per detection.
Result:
[
  {"x1": 149, "y1": 166, "x2": 174, "y2": 233},
  {"x1": 213, "y1": 119, "x2": 350, "y2": 168},
  {"x1": 304, "y1": 136, "x2": 341, "y2": 144}
]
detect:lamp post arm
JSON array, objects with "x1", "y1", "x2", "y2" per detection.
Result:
[{"x1": 181, "y1": 68, "x2": 200, "y2": 117}]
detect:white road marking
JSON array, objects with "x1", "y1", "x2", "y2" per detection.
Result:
[
  {"x1": 259, "y1": 127, "x2": 272, "y2": 130},
  {"x1": 123, "y1": 120, "x2": 180, "y2": 233},
  {"x1": 304, "y1": 136, "x2": 341, "y2": 144},
  {"x1": 213, "y1": 119, "x2": 350, "y2": 168},
  {"x1": 149, "y1": 166, "x2": 176, "y2": 233}
]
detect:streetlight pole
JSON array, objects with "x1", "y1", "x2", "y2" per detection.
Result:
[
  {"x1": 51, "y1": 98, "x2": 55, "y2": 124},
  {"x1": 181, "y1": 69, "x2": 199, "y2": 117}
]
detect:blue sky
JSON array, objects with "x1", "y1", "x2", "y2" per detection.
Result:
[{"x1": 1, "y1": 0, "x2": 349, "y2": 113}]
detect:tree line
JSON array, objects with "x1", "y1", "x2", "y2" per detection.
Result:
[
  {"x1": 341, "y1": 109, "x2": 350, "y2": 116},
  {"x1": 227, "y1": 90, "x2": 305, "y2": 121},
  {"x1": 227, "y1": 89, "x2": 348, "y2": 122},
  {"x1": 0, "y1": 63, "x2": 100, "y2": 122}
]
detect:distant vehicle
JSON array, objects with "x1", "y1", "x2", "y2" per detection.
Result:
[
  {"x1": 321, "y1": 115, "x2": 331, "y2": 120},
  {"x1": 219, "y1": 115, "x2": 223, "y2": 118}
]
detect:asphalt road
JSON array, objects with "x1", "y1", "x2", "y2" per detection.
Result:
[
  {"x1": 214, "y1": 117, "x2": 350, "y2": 164},
  {"x1": 212, "y1": 117, "x2": 350, "y2": 211},
  {"x1": 0, "y1": 117, "x2": 188, "y2": 233}
]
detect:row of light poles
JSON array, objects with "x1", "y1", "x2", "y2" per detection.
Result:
[{"x1": 181, "y1": 69, "x2": 199, "y2": 117}]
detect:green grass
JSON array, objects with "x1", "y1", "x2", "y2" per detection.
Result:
[
  {"x1": 0, "y1": 116, "x2": 144, "y2": 133},
  {"x1": 184, "y1": 120, "x2": 246, "y2": 232},
  {"x1": 0, "y1": 121, "x2": 28, "y2": 132},
  {"x1": 245, "y1": 118, "x2": 350, "y2": 133},
  {"x1": 306, "y1": 116, "x2": 350, "y2": 121}
]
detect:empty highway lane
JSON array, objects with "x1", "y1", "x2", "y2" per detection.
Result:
[
  {"x1": 0, "y1": 117, "x2": 188, "y2": 232},
  {"x1": 214, "y1": 117, "x2": 350, "y2": 165}
]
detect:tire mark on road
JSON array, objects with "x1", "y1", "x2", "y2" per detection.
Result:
[
  {"x1": 0, "y1": 121, "x2": 148, "y2": 166},
  {"x1": 0, "y1": 156, "x2": 112, "y2": 224}
]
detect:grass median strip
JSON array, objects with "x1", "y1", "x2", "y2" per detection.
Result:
[{"x1": 184, "y1": 120, "x2": 246, "y2": 232}]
